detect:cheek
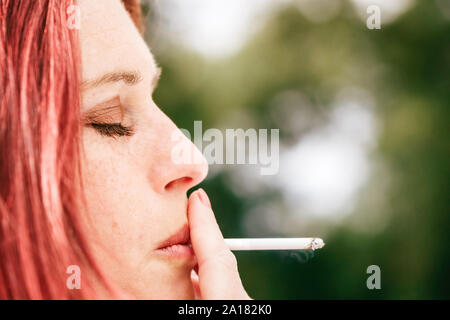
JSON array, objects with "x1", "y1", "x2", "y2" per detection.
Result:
[
  {"x1": 128, "y1": 124, "x2": 166, "y2": 166},
  {"x1": 80, "y1": 130, "x2": 160, "y2": 263}
]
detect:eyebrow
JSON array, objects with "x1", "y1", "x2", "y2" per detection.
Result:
[{"x1": 81, "y1": 68, "x2": 162, "y2": 91}]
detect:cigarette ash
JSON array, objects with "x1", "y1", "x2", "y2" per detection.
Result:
[{"x1": 309, "y1": 238, "x2": 325, "y2": 250}]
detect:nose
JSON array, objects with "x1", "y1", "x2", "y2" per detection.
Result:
[
  {"x1": 163, "y1": 129, "x2": 208, "y2": 192},
  {"x1": 147, "y1": 109, "x2": 208, "y2": 194}
]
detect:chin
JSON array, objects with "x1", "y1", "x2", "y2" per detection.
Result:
[
  {"x1": 160, "y1": 268, "x2": 195, "y2": 300},
  {"x1": 167, "y1": 284, "x2": 195, "y2": 300},
  {"x1": 131, "y1": 268, "x2": 195, "y2": 300}
]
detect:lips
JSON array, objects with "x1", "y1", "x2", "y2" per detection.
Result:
[{"x1": 155, "y1": 224, "x2": 195, "y2": 259}]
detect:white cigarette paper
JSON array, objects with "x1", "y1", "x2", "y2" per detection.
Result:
[{"x1": 224, "y1": 238, "x2": 325, "y2": 251}]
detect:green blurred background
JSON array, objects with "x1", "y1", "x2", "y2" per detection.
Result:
[{"x1": 143, "y1": 0, "x2": 449, "y2": 299}]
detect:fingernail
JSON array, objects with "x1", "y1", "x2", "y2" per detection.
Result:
[{"x1": 196, "y1": 188, "x2": 211, "y2": 208}]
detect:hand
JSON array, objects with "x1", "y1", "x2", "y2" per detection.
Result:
[{"x1": 188, "y1": 188, "x2": 251, "y2": 300}]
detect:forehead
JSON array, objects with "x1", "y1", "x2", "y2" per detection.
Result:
[{"x1": 78, "y1": 0, "x2": 156, "y2": 82}]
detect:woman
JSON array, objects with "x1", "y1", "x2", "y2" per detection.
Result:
[{"x1": 0, "y1": 0, "x2": 250, "y2": 299}]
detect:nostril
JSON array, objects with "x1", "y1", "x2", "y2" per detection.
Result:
[{"x1": 164, "y1": 176, "x2": 194, "y2": 191}]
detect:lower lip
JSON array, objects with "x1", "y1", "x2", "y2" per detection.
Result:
[{"x1": 155, "y1": 244, "x2": 195, "y2": 259}]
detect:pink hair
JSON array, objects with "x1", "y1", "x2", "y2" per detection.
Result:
[{"x1": 0, "y1": 0, "x2": 110, "y2": 299}]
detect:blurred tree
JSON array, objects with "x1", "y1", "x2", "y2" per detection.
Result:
[{"x1": 147, "y1": 0, "x2": 449, "y2": 299}]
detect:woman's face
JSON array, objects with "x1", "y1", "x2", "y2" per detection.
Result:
[{"x1": 78, "y1": 0, "x2": 208, "y2": 299}]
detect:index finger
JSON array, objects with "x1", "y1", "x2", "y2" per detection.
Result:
[{"x1": 187, "y1": 188, "x2": 229, "y2": 266}]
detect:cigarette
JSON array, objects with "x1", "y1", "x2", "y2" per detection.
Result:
[{"x1": 224, "y1": 238, "x2": 325, "y2": 251}]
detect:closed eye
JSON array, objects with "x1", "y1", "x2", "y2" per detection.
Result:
[{"x1": 89, "y1": 123, "x2": 134, "y2": 137}]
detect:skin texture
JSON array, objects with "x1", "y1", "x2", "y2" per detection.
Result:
[{"x1": 79, "y1": 0, "x2": 208, "y2": 299}]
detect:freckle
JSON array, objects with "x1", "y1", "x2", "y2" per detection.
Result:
[{"x1": 112, "y1": 221, "x2": 118, "y2": 229}]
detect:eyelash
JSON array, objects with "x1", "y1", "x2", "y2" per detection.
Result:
[{"x1": 90, "y1": 123, "x2": 134, "y2": 137}]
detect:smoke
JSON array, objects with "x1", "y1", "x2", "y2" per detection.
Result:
[{"x1": 281, "y1": 250, "x2": 315, "y2": 264}]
